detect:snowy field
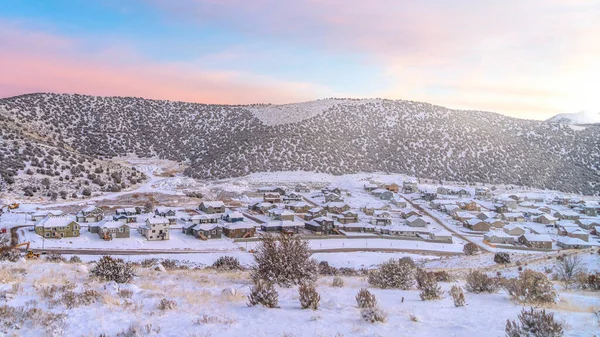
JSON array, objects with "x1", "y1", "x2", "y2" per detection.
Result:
[{"x1": 0, "y1": 249, "x2": 598, "y2": 337}]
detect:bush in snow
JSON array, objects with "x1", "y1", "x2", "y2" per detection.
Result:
[
  {"x1": 45, "y1": 252, "x2": 66, "y2": 263},
  {"x1": 157, "y1": 298, "x2": 177, "y2": 311},
  {"x1": 368, "y1": 257, "x2": 416, "y2": 289},
  {"x1": 68, "y1": 255, "x2": 82, "y2": 263},
  {"x1": 463, "y1": 243, "x2": 480, "y2": 256},
  {"x1": 415, "y1": 269, "x2": 442, "y2": 301},
  {"x1": 355, "y1": 288, "x2": 377, "y2": 309},
  {"x1": 555, "y1": 254, "x2": 584, "y2": 289},
  {"x1": 0, "y1": 249, "x2": 21, "y2": 262},
  {"x1": 494, "y1": 252, "x2": 511, "y2": 264},
  {"x1": 212, "y1": 256, "x2": 242, "y2": 271},
  {"x1": 298, "y1": 283, "x2": 320, "y2": 310},
  {"x1": 577, "y1": 272, "x2": 600, "y2": 291},
  {"x1": 252, "y1": 234, "x2": 317, "y2": 287},
  {"x1": 247, "y1": 279, "x2": 279, "y2": 308},
  {"x1": 90, "y1": 256, "x2": 136, "y2": 284},
  {"x1": 318, "y1": 260, "x2": 338, "y2": 276},
  {"x1": 360, "y1": 306, "x2": 388, "y2": 323},
  {"x1": 504, "y1": 270, "x2": 556, "y2": 305},
  {"x1": 432, "y1": 270, "x2": 454, "y2": 282},
  {"x1": 506, "y1": 307, "x2": 563, "y2": 337},
  {"x1": 450, "y1": 285, "x2": 466, "y2": 307},
  {"x1": 465, "y1": 270, "x2": 500, "y2": 293},
  {"x1": 332, "y1": 276, "x2": 344, "y2": 288}
]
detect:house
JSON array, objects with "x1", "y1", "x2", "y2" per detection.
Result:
[
  {"x1": 430, "y1": 199, "x2": 457, "y2": 210},
  {"x1": 390, "y1": 198, "x2": 407, "y2": 208},
  {"x1": 475, "y1": 187, "x2": 492, "y2": 198},
  {"x1": 464, "y1": 219, "x2": 490, "y2": 232},
  {"x1": 191, "y1": 223, "x2": 222, "y2": 240},
  {"x1": 518, "y1": 234, "x2": 552, "y2": 249},
  {"x1": 556, "y1": 237, "x2": 591, "y2": 249},
  {"x1": 154, "y1": 207, "x2": 176, "y2": 218},
  {"x1": 494, "y1": 204, "x2": 509, "y2": 213},
  {"x1": 583, "y1": 205, "x2": 598, "y2": 217},
  {"x1": 523, "y1": 193, "x2": 545, "y2": 203},
  {"x1": 443, "y1": 204, "x2": 461, "y2": 216},
  {"x1": 576, "y1": 219, "x2": 600, "y2": 230},
  {"x1": 371, "y1": 188, "x2": 392, "y2": 200},
  {"x1": 263, "y1": 192, "x2": 282, "y2": 203},
  {"x1": 189, "y1": 213, "x2": 222, "y2": 224},
  {"x1": 325, "y1": 202, "x2": 351, "y2": 214},
  {"x1": 489, "y1": 219, "x2": 506, "y2": 228},
  {"x1": 306, "y1": 207, "x2": 326, "y2": 220},
  {"x1": 501, "y1": 213, "x2": 525, "y2": 222},
  {"x1": 385, "y1": 183, "x2": 399, "y2": 193},
  {"x1": 199, "y1": 201, "x2": 225, "y2": 214},
  {"x1": 484, "y1": 232, "x2": 515, "y2": 245},
  {"x1": 305, "y1": 216, "x2": 336, "y2": 235},
  {"x1": 454, "y1": 211, "x2": 476, "y2": 222},
  {"x1": 370, "y1": 211, "x2": 392, "y2": 226},
  {"x1": 559, "y1": 227, "x2": 589, "y2": 242},
  {"x1": 140, "y1": 218, "x2": 170, "y2": 241},
  {"x1": 34, "y1": 216, "x2": 80, "y2": 238},
  {"x1": 97, "y1": 221, "x2": 130, "y2": 240},
  {"x1": 222, "y1": 223, "x2": 256, "y2": 239},
  {"x1": 553, "y1": 210, "x2": 580, "y2": 221},
  {"x1": 422, "y1": 192, "x2": 438, "y2": 201},
  {"x1": 32, "y1": 210, "x2": 64, "y2": 222},
  {"x1": 364, "y1": 183, "x2": 379, "y2": 192},
  {"x1": 115, "y1": 208, "x2": 138, "y2": 216},
  {"x1": 285, "y1": 201, "x2": 311, "y2": 214},
  {"x1": 113, "y1": 214, "x2": 137, "y2": 224},
  {"x1": 76, "y1": 206, "x2": 103, "y2": 223},
  {"x1": 322, "y1": 187, "x2": 342, "y2": 195},
  {"x1": 294, "y1": 183, "x2": 310, "y2": 193},
  {"x1": 324, "y1": 193, "x2": 343, "y2": 203},
  {"x1": 504, "y1": 224, "x2": 526, "y2": 236},
  {"x1": 268, "y1": 208, "x2": 296, "y2": 221},
  {"x1": 283, "y1": 193, "x2": 303, "y2": 203},
  {"x1": 257, "y1": 186, "x2": 286, "y2": 195},
  {"x1": 361, "y1": 205, "x2": 376, "y2": 216},
  {"x1": 249, "y1": 202, "x2": 276, "y2": 214},
  {"x1": 533, "y1": 214, "x2": 558, "y2": 226},
  {"x1": 336, "y1": 211, "x2": 359, "y2": 224},
  {"x1": 476, "y1": 211, "x2": 498, "y2": 221},
  {"x1": 437, "y1": 186, "x2": 470, "y2": 197},
  {"x1": 385, "y1": 225, "x2": 423, "y2": 238},
  {"x1": 223, "y1": 211, "x2": 245, "y2": 223},
  {"x1": 400, "y1": 208, "x2": 420, "y2": 219},
  {"x1": 426, "y1": 230, "x2": 453, "y2": 243},
  {"x1": 457, "y1": 201, "x2": 479, "y2": 212},
  {"x1": 402, "y1": 181, "x2": 418, "y2": 193},
  {"x1": 340, "y1": 222, "x2": 376, "y2": 233},
  {"x1": 406, "y1": 215, "x2": 428, "y2": 227},
  {"x1": 261, "y1": 221, "x2": 304, "y2": 234}
]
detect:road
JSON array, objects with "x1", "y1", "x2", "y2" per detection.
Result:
[
  {"x1": 310, "y1": 247, "x2": 460, "y2": 256},
  {"x1": 398, "y1": 194, "x2": 492, "y2": 253}
]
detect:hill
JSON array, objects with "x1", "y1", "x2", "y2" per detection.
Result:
[{"x1": 1, "y1": 93, "x2": 599, "y2": 196}]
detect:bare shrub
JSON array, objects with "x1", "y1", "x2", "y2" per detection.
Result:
[
  {"x1": 506, "y1": 307, "x2": 563, "y2": 337},
  {"x1": 355, "y1": 288, "x2": 377, "y2": 309},
  {"x1": 577, "y1": 272, "x2": 600, "y2": 291},
  {"x1": 463, "y1": 243, "x2": 480, "y2": 255},
  {"x1": 360, "y1": 306, "x2": 388, "y2": 323},
  {"x1": 494, "y1": 252, "x2": 511, "y2": 264},
  {"x1": 252, "y1": 234, "x2": 317, "y2": 287},
  {"x1": 432, "y1": 270, "x2": 453, "y2": 282},
  {"x1": 450, "y1": 285, "x2": 466, "y2": 307},
  {"x1": 0, "y1": 249, "x2": 21, "y2": 262},
  {"x1": 416, "y1": 269, "x2": 442, "y2": 301},
  {"x1": 331, "y1": 276, "x2": 344, "y2": 288},
  {"x1": 318, "y1": 261, "x2": 338, "y2": 276},
  {"x1": 555, "y1": 255, "x2": 584, "y2": 289},
  {"x1": 212, "y1": 256, "x2": 242, "y2": 271},
  {"x1": 157, "y1": 298, "x2": 177, "y2": 311},
  {"x1": 465, "y1": 270, "x2": 500, "y2": 293},
  {"x1": 299, "y1": 283, "x2": 320, "y2": 310},
  {"x1": 247, "y1": 279, "x2": 279, "y2": 308},
  {"x1": 368, "y1": 257, "x2": 416, "y2": 289},
  {"x1": 140, "y1": 258, "x2": 158, "y2": 268},
  {"x1": 160, "y1": 259, "x2": 181, "y2": 270},
  {"x1": 118, "y1": 289, "x2": 134, "y2": 299},
  {"x1": 69, "y1": 255, "x2": 82, "y2": 263},
  {"x1": 409, "y1": 314, "x2": 419, "y2": 322},
  {"x1": 90, "y1": 256, "x2": 136, "y2": 284},
  {"x1": 194, "y1": 314, "x2": 237, "y2": 325},
  {"x1": 45, "y1": 252, "x2": 66, "y2": 263},
  {"x1": 504, "y1": 270, "x2": 556, "y2": 305}
]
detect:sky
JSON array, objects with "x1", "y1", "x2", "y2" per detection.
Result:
[{"x1": 1, "y1": 0, "x2": 599, "y2": 120}]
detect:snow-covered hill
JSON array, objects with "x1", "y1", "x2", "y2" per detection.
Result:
[
  {"x1": 547, "y1": 111, "x2": 600, "y2": 125},
  {"x1": 1, "y1": 93, "x2": 599, "y2": 196}
]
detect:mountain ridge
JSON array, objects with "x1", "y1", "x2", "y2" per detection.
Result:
[{"x1": 1, "y1": 92, "x2": 599, "y2": 197}]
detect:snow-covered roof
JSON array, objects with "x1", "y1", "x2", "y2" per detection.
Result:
[
  {"x1": 33, "y1": 210, "x2": 64, "y2": 217},
  {"x1": 535, "y1": 214, "x2": 557, "y2": 221},
  {"x1": 455, "y1": 211, "x2": 475, "y2": 219},
  {"x1": 555, "y1": 210, "x2": 580, "y2": 216},
  {"x1": 578, "y1": 219, "x2": 600, "y2": 226},
  {"x1": 484, "y1": 231, "x2": 513, "y2": 239},
  {"x1": 308, "y1": 207, "x2": 323, "y2": 213},
  {"x1": 313, "y1": 216, "x2": 334, "y2": 222},
  {"x1": 263, "y1": 220, "x2": 303, "y2": 228},
  {"x1": 194, "y1": 223, "x2": 220, "y2": 231},
  {"x1": 225, "y1": 211, "x2": 244, "y2": 219},
  {"x1": 406, "y1": 215, "x2": 424, "y2": 223},
  {"x1": 36, "y1": 216, "x2": 75, "y2": 228},
  {"x1": 387, "y1": 225, "x2": 428, "y2": 233},
  {"x1": 269, "y1": 208, "x2": 294, "y2": 216},
  {"x1": 364, "y1": 183, "x2": 378, "y2": 188},
  {"x1": 521, "y1": 234, "x2": 552, "y2": 242},
  {"x1": 100, "y1": 221, "x2": 127, "y2": 229},
  {"x1": 223, "y1": 222, "x2": 254, "y2": 230},
  {"x1": 556, "y1": 220, "x2": 580, "y2": 228},
  {"x1": 146, "y1": 217, "x2": 169, "y2": 225},
  {"x1": 201, "y1": 201, "x2": 225, "y2": 208},
  {"x1": 467, "y1": 218, "x2": 487, "y2": 226},
  {"x1": 557, "y1": 237, "x2": 590, "y2": 246},
  {"x1": 326, "y1": 202, "x2": 348, "y2": 208},
  {"x1": 563, "y1": 227, "x2": 587, "y2": 235},
  {"x1": 504, "y1": 223, "x2": 524, "y2": 231},
  {"x1": 82, "y1": 205, "x2": 97, "y2": 213},
  {"x1": 503, "y1": 213, "x2": 524, "y2": 218},
  {"x1": 290, "y1": 201, "x2": 310, "y2": 207}
]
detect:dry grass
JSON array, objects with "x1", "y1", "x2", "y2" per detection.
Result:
[{"x1": 193, "y1": 313, "x2": 237, "y2": 326}]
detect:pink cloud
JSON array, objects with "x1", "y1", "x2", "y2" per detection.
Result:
[{"x1": 0, "y1": 21, "x2": 325, "y2": 104}]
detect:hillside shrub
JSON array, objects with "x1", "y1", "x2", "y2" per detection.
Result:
[
  {"x1": 356, "y1": 288, "x2": 377, "y2": 309},
  {"x1": 450, "y1": 285, "x2": 466, "y2": 307},
  {"x1": 247, "y1": 279, "x2": 279, "y2": 308},
  {"x1": 465, "y1": 270, "x2": 500, "y2": 293},
  {"x1": 463, "y1": 243, "x2": 480, "y2": 255},
  {"x1": 416, "y1": 269, "x2": 442, "y2": 301},
  {"x1": 90, "y1": 256, "x2": 136, "y2": 284},
  {"x1": 577, "y1": 272, "x2": 600, "y2": 291},
  {"x1": 332, "y1": 277, "x2": 344, "y2": 288},
  {"x1": 299, "y1": 283, "x2": 320, "y2": 310},
  {"x1": 212, "y1": 256, "x2": 242, "y2": 271},
  {"x1": 506, "y1": 307, "x2": 563, "y2": 337},
  {"x1": 360, "y1": 307, "x2": 388, "y2": 323},
  {"x1": 368, "y1": 257, "x2": 416, "y2": 289},
  {"x1": 494, "y1": 252, "x2": 511, "y2": 264},
  {"x1": 504, "y1": 270, "x2": 556, "y2": 305}
]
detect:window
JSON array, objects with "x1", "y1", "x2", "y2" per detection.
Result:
[
  {"x1": 150, "y1": 236, "x2": 153, "y2": 239},
  {"x1": 45, "y1": 233, "x2": 50, "y2": 237},
  {"x1": 119, "y1": 227, "x2": 123, "y2": 232},
  {"x1": 211, "y1": 230, "x2": 216, "y2": 234},
  {"x1": 152, "y1": 230, "x2": 156, "y2": 233}
]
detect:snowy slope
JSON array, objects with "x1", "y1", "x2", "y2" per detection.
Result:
[{"x1": 547, "y1": 111, "x2": 600, "y2": 124}]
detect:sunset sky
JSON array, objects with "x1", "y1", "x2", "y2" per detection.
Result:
[{"x1": 1, "y1": 0, "x2": 599, "y2": 120}]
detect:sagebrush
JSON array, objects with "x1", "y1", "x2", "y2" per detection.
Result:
[
  {"x1": 90, "y1": 256, "x2": 136, "y2": 284},
  {"x1": 505, "y1": 307, "x2": 563, "y2": 337},
  {"x1": 368, "y1": 257, "x2": 416, "y2": 289}
]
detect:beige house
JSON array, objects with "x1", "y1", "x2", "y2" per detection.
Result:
[
  {"x1": 96, "y1": 221, "x2": 130, "y2": 240},
  {"x1": 76, "y1": 206, "x2": 104, "y2": 223},
  {"x1": 140, "y1": 218, "x2": 170, "y2": 241},
  {"x1": 484, "y1": 232, "x2": 515, "y2": 245},
  {"x1": 533, "y1": 214, "x2": 558, "y2": 226},
  {"x1": 518, "y1": 234, "x2": 552, "y2": 249},
  {"x1": 464, "y1": 219, "x2": 490, "y2": 232},
  {"x1": 199, "y1": 201, "x2": 225, "y2": 214},
  {"x1": 35, "y1": 216, "x2": 80, "y2": 238},
  {"x1": 504, "y1": 224, "x2": 526, "y2": 236}
]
